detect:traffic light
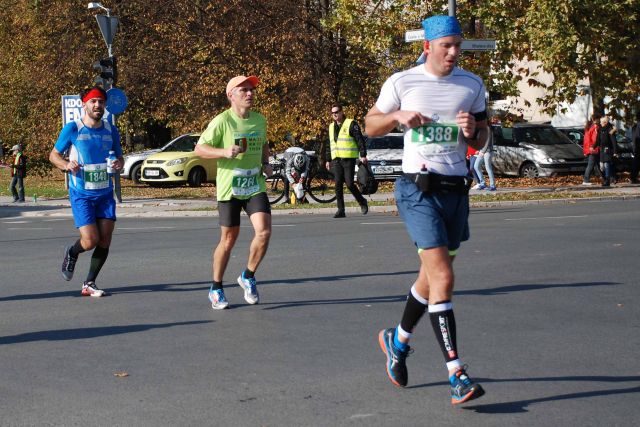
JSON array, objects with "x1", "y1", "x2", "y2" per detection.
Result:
[{"x1": 92, "y1": 56, "x2": 117, "y2": 88}]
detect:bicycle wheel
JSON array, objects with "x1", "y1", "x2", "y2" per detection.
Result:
[
  {"x1": 265, "y1": 174, "x2": 287, "y2": 205},
  {"x1": 307, "y1": 170, "x2": 337, "y2": 203}
]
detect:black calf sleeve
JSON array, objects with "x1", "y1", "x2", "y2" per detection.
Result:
[
  {"x1": 400, "y1": 288, "x2": 428, "y2": 334},
  {"x1": 69, "y1": 239, "x2": 86, "y2": 258},
  {"x1": 86, "y1": 246, "x2": 109, "y2": 283},
  {"x1": 429, "y1": 301, "x2": 458, "y2": 363}
]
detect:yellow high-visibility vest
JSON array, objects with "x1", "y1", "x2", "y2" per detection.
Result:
[{"x1": 329, "y1": 119, "x2": 358, "y2": 159}]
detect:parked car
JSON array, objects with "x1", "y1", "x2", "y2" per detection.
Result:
[
  {"x1": 140, "y1": 133, "x2": 217, "y2": 187},
  {"x1": 362, "y1": 133, "x2": 404, "y2": 181},
  {"x1": 556, "y1": 126, "x2": 584, "y2": 146},
  {"x1": 121, "y1": 133, "x2": 198, "y2": 184},
  {"x1": 555, "y1": 126, "x2": 635, "y2": 173},
  {"x1": 491, "y1": 123, "x2": 587, "y2": 178}
]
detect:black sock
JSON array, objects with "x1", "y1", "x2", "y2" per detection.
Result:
[
  {"x1": 211, "y1": 281, "x2": 223, "y2": 290},
  {"x1": 244, "y1": 269, "x2": 255, "y2": 278},
  {"x1": 400, "y1": 287, "x2": 428, "y2": 334},
  {"x1": 428, "y1": 301, "x2": 458, "y2": 363},
  {"x1": 69, "y1": 239, "x2": 86, "y2": 258},
  {"x1": 86, "y1": 246, "x2": 109, "y2": 283}
]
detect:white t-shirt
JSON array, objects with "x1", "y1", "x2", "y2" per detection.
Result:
[{"x1": 375, "y1": 64, "x2": 486, "y2": 176}]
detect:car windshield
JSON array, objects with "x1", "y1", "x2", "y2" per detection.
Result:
[
  {"x1": 163, "y1": 135, "x2": 198, "y2": 152},
  {"x1": 366, "y1": 135, "x2": 403, "y2": 149},
  {"x1": 514, "y1": 127, "x2": 572, "y2": 145}
]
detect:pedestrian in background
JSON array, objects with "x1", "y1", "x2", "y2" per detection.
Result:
[
  {"x1": 194, "y1": 75, "x2": 272, "y2": 310},
  {"x1": 473, "y1": 131, "x2": 496, "y2": 191},
  {"x1": 594, "y1": 116, "x2": 617, "y2": 187},
  {"x1": 9, "y1": 143, "x2": 26, "y2": 202},
  {"x1": 629, "y1": 111, "x2": 640, "y2": 184},
  {"x1": 325, "y1": 103, "x2": 369, "y2": 218},
  {"x1": 582, "y1": 113, "x2": 601, "y2": 185}
]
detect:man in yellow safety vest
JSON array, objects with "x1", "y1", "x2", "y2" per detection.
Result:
[{"x1": 325, "y1": 103, "x2": 369, "y2": 218}]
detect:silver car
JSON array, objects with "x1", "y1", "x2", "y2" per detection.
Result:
[
  {"x1": 363, "y1": 133, "x2": 404, "y2": 181},
  {"x1": 491, "y1": 124, "x2": 587, "y2": 178}
]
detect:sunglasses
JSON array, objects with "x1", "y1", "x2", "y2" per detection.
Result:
[{"x1": 331, "y1": 110, "x2": 341, "y2": 114}]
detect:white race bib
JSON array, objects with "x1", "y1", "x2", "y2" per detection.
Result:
[
  {"x1": 83, "y1": 163, "x2": 109, "y2": 190},
  {"x1": 231, "y1": 167, "x2": 260, "y2": 196}
]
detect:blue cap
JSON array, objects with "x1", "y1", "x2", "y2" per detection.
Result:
[{"x1": 422, "y1": 15, "x2": 462, "y2": 41}]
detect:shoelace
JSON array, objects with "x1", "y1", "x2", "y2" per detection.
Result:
[{"x1": 246, "y1": 277, "x2": 257, "y2": 293}]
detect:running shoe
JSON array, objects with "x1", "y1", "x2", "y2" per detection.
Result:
[
  {"x1": 488, "y1": 186, "x2": 497, "y2": 191},
  {"x1": 61, "y1": 246, "x2": 77, "y2": 281},
  {"x1": 378, "y1": 328, "x2": 411, "y2": 387},
  {"x1": 450, "y1": 365, "x2": 485, "y2": 405},
  {"x1": 81, "y1": 281, "x2": 106, "y2": 297},
  {"x1": 208, "y1": 287, "x2": 229, "y2": 310},
  {"x1": 471, "y1": 183, "x2": 486, "y2": 190},
  {"x1": 360, "y1": 201, "x2": 369, "y2": 215},
  {"x1": 237, "y1": 273, "x2": 259, "y2": 304}
]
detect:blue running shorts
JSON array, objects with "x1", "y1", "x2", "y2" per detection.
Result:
[
  {"x1": 69, "y1": 188, "x2": 116, "y2": 228},
  {"x1": 394, "y1": 176, "x2": 469, "y2": 251}
]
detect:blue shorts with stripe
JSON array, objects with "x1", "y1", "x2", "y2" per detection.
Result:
[
  {"x1": 394, "y1": 176, "x2": 469, "y2": 251},
  {"x1": 69, "y1": 188, "x2": 116, "y2": 228}
]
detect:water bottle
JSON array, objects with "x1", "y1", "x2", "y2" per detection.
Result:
[{"x1": 106, "y1": 150, "x2": 117, "y2": 175}]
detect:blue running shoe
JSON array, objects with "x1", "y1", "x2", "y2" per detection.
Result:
[
  {"x1": 450, "y1": 365, "x2": 485, "y2": 405},
  {"x1": 378, "y1": 328, "x2": 411, "y2": 387},
  {"x1": 237, "y1": 273, "x2": 259, "y2": 304},
  {"x1": 208, "y1": 287, "x2": 229, "y2": 310}
]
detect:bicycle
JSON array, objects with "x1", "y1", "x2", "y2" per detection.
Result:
[{"x1": 264, "y1": 153, "x2": 336, "y2": 204}]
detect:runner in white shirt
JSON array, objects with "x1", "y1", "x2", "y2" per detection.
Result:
[{"x1": 366, "y1": 15, "x2": 488, "y2": 405}]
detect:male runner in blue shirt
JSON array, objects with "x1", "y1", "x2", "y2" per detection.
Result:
[{"x1": 50, "y1": 86, "x2": 123, "y2": 297}]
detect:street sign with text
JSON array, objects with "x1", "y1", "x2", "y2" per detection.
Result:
[{"x1": 404, "y1": 29, "x2": 496, "y2": 51}]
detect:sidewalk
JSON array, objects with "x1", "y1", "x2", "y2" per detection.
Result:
[{"x1": 2, "y1": 183, "x2": 640, "y2": 219}]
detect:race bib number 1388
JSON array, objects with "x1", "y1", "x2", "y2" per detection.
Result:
[{"x1": 411, "y1": 123, "x2": 459, "y2": 146}]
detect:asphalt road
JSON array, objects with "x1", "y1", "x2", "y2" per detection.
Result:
[{"x1": 1, "y1": 200, "x2": 639, "y2": 426}]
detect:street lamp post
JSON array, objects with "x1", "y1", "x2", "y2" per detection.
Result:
[{"x1": 87, "y1": 2, "x2": 122, "y2": 202}]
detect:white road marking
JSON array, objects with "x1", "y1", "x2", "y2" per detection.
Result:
[
  {"x1": 505, "y1": 215, "x2": 588, "y2": 221},
  {"x1": 8, "y1": 227, "x2": 52, "y2": 230},
  {"x1": 361, "y1": 221, "x2": 404, "y2": 225},
  {"x1": 117, "y1": 226, "x2": 176, "y2": 230},
  {"x1": 3, "y1": 221, "x2": 30, "y2": 224}
]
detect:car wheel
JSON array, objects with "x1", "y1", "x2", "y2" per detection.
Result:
[
  {"x1": 519, "y1": 162, "x2": 540, "y2": 178},
  {"x1": 130, "y1": 163, "x2": 142, "y2": 185},
  {"x1": 188, "y1": 167, "x2": 205, "y2": 187}
]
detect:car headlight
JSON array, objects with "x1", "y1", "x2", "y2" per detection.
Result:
[
  {"x1": 544, "y1": 158, "x2": 565, "y2": 163},
  {"x1": 166, "y1": 157, "x2": 188, "y2": 166}
]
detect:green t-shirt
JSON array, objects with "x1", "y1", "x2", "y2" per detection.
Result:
[{"x1": 197, "y1": 109, "x2": 268, "y2": 201}]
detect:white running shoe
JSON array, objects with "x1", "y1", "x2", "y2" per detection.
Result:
[
  {"x1": 81, "y1": 281, "x2": 106, "y2": 297},
  {"x1": 237, "y1": 273, "x2": 259, "y2": 304},
  {"x1": 208, "y1": 288, "x2": 229, "y2": 310}
]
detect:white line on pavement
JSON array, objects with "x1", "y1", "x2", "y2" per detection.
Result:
[
  {"x1": 361, "y1": 221, "x2": 404, "y2": 225},
  {"x1": 8, "y1": 227, "x2": 52, "y2": 230},
  {"x1": 117, "y1": 226, "x2": 177, "y2": 230},
  {"x1": 505, "y1": 215, "x2": 588, "y2": 221}
]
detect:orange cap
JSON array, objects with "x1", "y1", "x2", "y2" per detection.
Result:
[{"x1": 226, "y1": 75, "x2": 260, "y2": 96}]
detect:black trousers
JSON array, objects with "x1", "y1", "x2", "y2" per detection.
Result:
[
  {"x1": 630, "y1": 154, "x2": 640, "y2": 181},
  {"x1": 332, "y1": 158, "x2": 366, "y2": 212}
]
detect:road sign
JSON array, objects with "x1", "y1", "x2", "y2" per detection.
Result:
[
  {"x1": 95, "y1": 14, "x2": 118, "y2": 46},
  {"x1": 106, "y1": 87, "x2": 128, "y2": 115},
  {"x1": 404, "y1": 29, "x2": 496, "y2": 51}
]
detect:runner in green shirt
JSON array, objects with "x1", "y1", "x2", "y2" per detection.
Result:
[{"x1": 195, "y1": 75, "x2": 273, "y2": 310}]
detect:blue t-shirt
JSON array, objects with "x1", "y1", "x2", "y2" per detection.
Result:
[{"x1": 54, "y1": 119, "x2": 122, "y2": 196}]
